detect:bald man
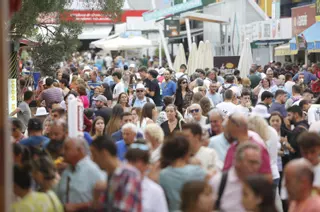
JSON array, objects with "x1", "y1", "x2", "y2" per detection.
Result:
[{"x1": 285, "y1": 159, "x2": 320, "y2": 212}]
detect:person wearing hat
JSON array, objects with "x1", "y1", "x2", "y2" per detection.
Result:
[
  {"x1": 94, "y1": 95, "x2": 112, "y2": 125},
  {"x1": 20, "y1": 118, "x2": 50, "y2": 147},
  {"x1": 146, "y1": 69, "x2": 162, "y2": 108},
  {"x1": 132, "y1": 83, "x2": 154, "y2": 108},
  {"x1": 34, "y1": 107, "x2": 49, "y2": 123}
]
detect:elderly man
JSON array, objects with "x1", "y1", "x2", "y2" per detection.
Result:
[
  {"x1": 116, "y1": 123, "x2": 138, "y2": 161},
  {"x1": 187, "y1": 103, "x2": 208, "y2": 128},
  {"x1": 55, "y1": 137, "x2": 106, "y2": 211},
  {"x1": 47, "y1": 119, "x2": 68, "y2": 160},
  {"x1": 285, "y1": 159, "x2": 320, "y2": 212},
  {"x1": 210, "y1": 143, "x2": 262, "y2": 212},
  {"x1": 207, "y1": 108, "x2": 224, "y2": 138},
  {"x1": 132, "y1": 83, "x2": 154, "y2": 108}
]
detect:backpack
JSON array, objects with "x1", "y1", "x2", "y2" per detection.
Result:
[
  {"x1": 220, "y1": 84, "x2": 233, "y2": 100},
  {"x1": 131, "y1": 96, "x2": 150, "y2": 107}
]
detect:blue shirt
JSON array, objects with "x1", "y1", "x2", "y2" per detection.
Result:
[
  {"x1": 206, "y1": 92, "x2": 222, "y2": 106},
  {"x1": 269, "y1": 102, "x2": 287, "y2": 117},
  {"x1": 208, "y1": 133, "x2": 230, "y2": 162},
  {"x1": 116, "y1": 140, "x2": 128, "y2": 161},
  {"x1": 293, "y1": 70, "x2": 317, "y2": 84},
  {"x1": 20, "y1": 136, "x2": 50, "y2": 148},
  {"x1": 161, "y1": 80, "x2": 176, "y2": 98},
  {"x1": 159, "y1": 165, "x2": 206, "y2": 211},
  {"x1": 132, "y1": 96, "x2": 155, "y2": 108},
  {"x1": 111, "y1": 130, "x2": 143, "y2": 142},
  {"x1": 88, "y1": 80, "x2": 102, "y2": 100}
]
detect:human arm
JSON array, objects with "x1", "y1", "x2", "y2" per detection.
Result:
[
  {"x1": 9, "y1": 108, "x2": 21, "y2": 116},
  {"x1": 292, "y1": 73, "x2": 298, "y2": 81},
  {"x1": 252, "y1": 83, "x2": 261, "y2": 96}
]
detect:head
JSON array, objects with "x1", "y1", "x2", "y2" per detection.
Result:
[
  {"x1": 135, "y1": 83, "x2": 146, "y2": 99},
  {"x1": 90, "y1": 70, "x2": 97, "y2": 81},
  {"x1": 13, "y1": 165, "x2": 32, "y2": 197},
  {"x1": 51, "y1": 108, "x2": 66, "y2": 121},
  {"x1": 31, "y1": 156, "x2": 56, "y2": 189},
  {"x1": 292, "y1": 84, "x2": 301, "y2": 96},
  {"x1": 298, "y1": 132, "x2": 320, "y2": 166},
  {"x1": 165, "y1": 104, "x2": 178, "y2": 121},
  {"x1": 274, "y1": 90, "x2": 287, "y2": 104},
  {"x1": 125, "y1": 140, "x2": 150, "y2": 174},
  {"x1": 302, "y1": 89, "x2": 314, "y2": 102},
  {"x1": 63, "y1": 137, "x2": 89, "y2": 166},
  {"x1": 138, "y1": 66, "x2": 148, "y2": 79},
  {"x1": 182, "y1": 123, "x2": 203, "y2": 153},
  {"x1": 163, "y1": 70, "x2": 171, "y2": 81},
  {"x1": 117, "y1": 92, "x2": 129, "y2": 106},
  {"x1": 144, "y1": 123, "x2": 164, "y2": 148},
  {"x1": 298, "y1": 73, "x2": 305, "y2": 83},
  {"x1": 178, "y1": 78, "x2": 189, "y2": 91},
  {"x1": 45, "y1": 78, "x2": 54, "y2": 87},
  {"x1": 141, "y1": 103, "x2": 157, "y2": 121},
  {"x1": 188, "y1": 104, "x2": 202, "y2": 122},
  {"x1": 261, "y1": 91, "x2": 274, "y2": 105},
  {"x1": 180, "y1": 64, "x2": 187, "y2": 73},
  {"x1": 266, "y1": 68, "x2": 274, "y2": 81},
  {"x1": 163, "y1": 96, "x2": 174, "y2": 107},
  {"x1": 209, "y1": 82, "x2": 218, "y2": 94},
  {"x1": 192, "y1": 92, "x2": 204, "y2": 104},
  {"x1": 199, "y1": 97, "x2": 212, "y2": 116},
  {"x1": 120, "y1": 112, "x2": 133, "y2": 126},
  {"x1": 181, "y1": 181, "x2": 215, "y2": 212},
  {"x1": 131, "y1": 107, "x2": 141, "y2": 124},
  {"x1": 284, "y1": 158, "x2": 314, "y2": 201},
  {"x1": 234, "y1": 143, "x2": 261, "y2": 180},
  {"x1": 122, "y1": 123, "x2": 138, "y2": 145},
  {"x1": 242, "y1": 175, "x2": 276, "y2": 212},
  {"x1": 299, "y1": 99, "x2": 310, "y2": 112},
  {"x1": 240, "y1": 90, "x2": 251, "y2": 107},
  {"x1": 147, "y1": 70, "x2": 158, "y2": 80},
  {"x1": 242, "y1": 78, "x2": 251, "y2": 88},
  {"x1": 49, "y1": 119, "x2": 68, "y2": 143},
  {"x1": 91, "y1": 116, "x2": 105, "y2": 135},
  {"x1": 195, "y1": 69, "x2": 206, "y2": 79},
  {"x1": 261, "y1": 78, "x2": 271, "y2": 89},
  {"x1": 224, "y1": 89, "x2": 234, "y2": 102},
  {"x1": 27, "y1": 118, "x2": 43, "y2": 136},
  {"x1": 223, "y1": 113, "x2": 248, "y2": 143},
  {"x1": 287, "y1": 105, "x2": 303, "y2": 125},
  {"x1": 11, "y1": 118, "x2": 23, "y2": 138},
  {"x1": 207, "y1": 70, "x2": 216, "y2": 81},
  {"x1": 268, "y1": 112, "x2": 283, "y2": 132},
  {"x1": 112, "y1": 71, "x2": 122, "y2": 82},
  {"x1": 248, "y1": 116, "x2": 270, "y2": 142},
  {"x1": 23, "y1": 90, "x2": 33, "y2": 102},
  {"x1": 278, "y1": 74, "x2": 285, "y2": 85},
  {"x1": 208, "y1": 108, "x2": 225, "y2": 134}
]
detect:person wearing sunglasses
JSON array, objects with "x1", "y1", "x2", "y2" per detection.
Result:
[
  {"x1": 132, "y1": 83, "x2": 154, "y2": 108},
  {"x1": 175, "y1": 78, "x2": 193, "y2": 114},
  {"x1": 187, "y1": 104, "x2": 208, "y2": 129}
]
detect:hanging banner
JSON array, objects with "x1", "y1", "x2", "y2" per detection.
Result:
[
  {"x1": 8, "y1": 79, "x2": 17, "y2": 116},
  {"x1": 164, "y1": 20, "x2": 180, "y2": 37},
  {"x1": 292, "y1": 4, "x2": 316, "y2": 35}
]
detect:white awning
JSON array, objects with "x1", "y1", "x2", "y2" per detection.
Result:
[{"x1": 78, "y1": 25, "x2": 113, "y2": 40}]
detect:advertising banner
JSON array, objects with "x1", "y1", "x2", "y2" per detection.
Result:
[
  {"x1": 8, "y1": 79, "x2": 17, "y2": 116},
  {"x1": 164, "y1": 20, "x2": 180, "y2": 37},
  {"x1": 292, "y1": 4, "x2": 316, "y2": 35}
]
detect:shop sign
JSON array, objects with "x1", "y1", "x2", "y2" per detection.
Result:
[
  {"x1": 292, "y1": 4, "x2": 316, "y2": 35},
  {"x1": 8, "y1": 79, "x2": 17, "y2": 116},
  {"x1": 164, "y1": 20, "x2": 180, "y2": 37}
]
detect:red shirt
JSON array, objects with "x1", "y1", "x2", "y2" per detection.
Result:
[{"x1": 223, "y1": 131, "x2": 272, "y2": 174}]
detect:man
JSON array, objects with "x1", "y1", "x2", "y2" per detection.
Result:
[
  {"x1": 10, "y1": 90, "x2": 33, "y2": 133},
  {"x1": 112, "y1": 71, "x2": 125, "y2": 101},
  {"x1": 175, "y1": 64, "x2": 188, "y2": 80},
  {"x1": 111, "y1": 112, "x2": 143, "y2": 142},
  {"x1": 235, "y1": 90, "x2": 252, "y2": 116},
  {"x1": 257, "y1": 91, "x2": 273, "y2": 110},
  {"x1": 248, "y1": 68, "x2": 261, "y2": 89},
  {"x1": 161, "y1": 70, "x2": 176, "y2": 98},
  {"x1": 138, "y1": 66, "x2": 150, "y2": 86},
  {"x1": 210, "y1": 143, "x2": 262, "y2": 212},
  {"x1": 293, "y1": 89, "x2": 314, "y2": 107},
  {"x1": 203, "y1": 70, "x2": 215, "y2": 89},
  {"x1": 218, "y1": 75, "x2": 241, "y2": 98},
  {"x1": 46, "y1": 119, "x2": 68, "y2": 160},
  {"x1": 222, "y1": 113, "x2": 271, "y2": 177},
  {"x1": 125, "y1": 141, "x2": 168, "y2": 212},
  {"x1": 285, "y1": 84, "x2": 302, "y2": 109},
  {"x1": 55, "y1": 137, "x2": 106, "y2": 211},
  {"x1": 90, "y1": 135, "x2": 142, "y2": 211},
  {"x1": 206, "y1": 81, "x2": 222, "y2": 106},
  {"x1": 38, "y1": 78, "x2": 64, "y2": 110},
  {"x1": 59, "y1": 78, "x2": 70, "y2": 97},
  {"x1": 269, "y1": 90, "x2": 288, "y2": 117},
  {"x1": 266, "y1": 68, "x2": 276, "y2": 86},
  {"x1": 94, "y1": 95, "x2": 112, "y2": 125},
  {"x1": 20, "y1": 118, "x2": 50, "y2": 147},
  {"x1": 195, "y1": 69, "x2": 206, "y2": 80},
  {"x1": 183, "y1": 123, "x2": 221, "y2": 171},
  {"x1": 287, "y1": 105, "x2": 309, "y2": 159},
  {"x1": 146, "y1": 69, "x2": 162, "y2": 107},
  {"x1": 207, "y1": 108, "x2": 224, "y2": 138},
  {"x1": 104, "y1": 53, "x2": 113, "y2": 68},
  {"x1": 51, "y1": 107, "x2": 66, "y2": 121},
  {"x1": 297, "y1": 132, "x2": 320, "y2": 191},
  {"x1": 116, "y1": 123, "x2": 138, "y2": 161},
  {"x1": 284, "y1": 159, "x2": 320, "y2": 212},
  {"x1": 132, "y1": 83, "x2": 154, "y2": 108},
  {"x1": 216, "y1": 89, "x2": 237, "y2": 116},
  {"x1": 88, "y1": 70, "x2": 102, "y2": 101},
  {"x1": 187, "y1": 104, "x2": 208, "y2": 129},
  {"x1": 293, "y1": 64, "x2": 317, "y2": 85}
]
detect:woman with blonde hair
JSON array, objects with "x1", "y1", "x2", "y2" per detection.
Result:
[{"x1": 144, "y1": 123, "x2": 165, "y2": 163}]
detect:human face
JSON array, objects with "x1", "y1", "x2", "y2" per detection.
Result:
[
  {"x1": 189, "y1": 106, "x2": 201, "y2": 121},
  {"x1": 122, "y1": 128, "x2": 136, "y2": 144},
  {"x1": 51, "y1": 112, "x2": 61, "y2": 120},
  {"x1": 131, "y1": 110, "x2": 139, "y2": 123},
  {"x1": 164, "y1": 71, "x2": 171, "y2": 81},
  {"x1": 241, "y1": 95, "x2": 251, "y2": 106},
  {"x1": 138, "y1": 71, "x2": 147, "y2": 79},
  {"x1": 43, "y1": 121, "x2": 51, "y2": 135},
  {"x1": 120, "y1": 93, "x2": 128, "y2": 104},
  {"x1": 301, "y1": 147, "x2": 320, "y2": 166},
  {"x1": 287, "y1": 112, "x2": 296, "y2": 125},
  {"x1": 122, "y1": 115, "x2": 133, "y2": 125},
  {"x1": 196, "y1": 185, "x2": 215, "y2": 212},
  {"x1": 152, "y1": 108, "x2": 158, "y2": 120},
  {"x1": 136, "y1": 89, "x2": 145, "y2": 99},
  {"x1": 94, "y1": 87, "x2": 100, "y2": 96},
  {"x1": 209, "y1": 114, "x2": 223, "y2": 134},
  {"x1": 90, "y1": 71, "x2": 96, "y2": 81},
  {"x1": 209, "y1": 84, "x2": 217, "y2": 93},
  {"x1": 57, "y1": 72, "x2": 62, "y2": 80},
  {"x1": 236, "y1": 149, "x2": 261, "y2": 178},
  {"x1": 262, "y1": 79, "x2": 269, "y2": 88},
  {"x1": 63, "y1": 139, "x2": 78, "y2": 164},
  {"x1": 269, "y1": 115, "x2": 282, "y2": 131},
  {"x1": 183, "y1": 129, "x2": 199, "y2": 153},
  {"x1": 280, "y1": 94, "x2": 288, "y2": 104},
  {"x1": 302, "y1": 103, "x2": 310, "y2": 112},
  {"x1": 266, "y1": 70, "x2": 273, "y2": 81},
  {"x1": 95, "y1": 119, "x2": 105, "y2": 133},
  {"x1": 95, "y1": 100, "x2": 103, "y2": 109},
  {"x1": 208, "y1": 72, "x2": 216, "y2": 81},
  {"x1": 298, "y1": 74, "x2": 304, "y2": 83},
  {"x1": 180, "y1": 80, "x2": 188, "y2": 89},
  {"x1": 303, "y1": 93, "x2": 313, "y2": 102},
  {"x1": 265, "y1": 97, "x2": 273, "y2": 106},
  {"x1": 242, "y1": 183, "x2": 261, "y2": 212},
  {"x1": 49, "y1": 125, "x2": 66, "y2": 142},
  {"x1": 166, "y1": 106, "x2": 177, "y2": 121}
]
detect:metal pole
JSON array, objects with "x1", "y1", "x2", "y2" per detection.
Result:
[
  {"x1": 158, "y1": 23, "x2": 173, "y2": 69},
  {"x1": 186, "y1": 18, "x2": 192, "y2": 52}
]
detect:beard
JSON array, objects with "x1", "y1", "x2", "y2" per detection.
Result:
[{"x1": 47, "y1": 139, "x2": 65, "y2": 158}]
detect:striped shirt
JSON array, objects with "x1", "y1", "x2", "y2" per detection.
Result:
[{"x1": 39, "y1": 87, "x2": 63, "y2": 109}]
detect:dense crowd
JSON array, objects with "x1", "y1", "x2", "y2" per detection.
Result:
[{"x1": 10, "y1": 53, "x2": 320, "y2": 212}]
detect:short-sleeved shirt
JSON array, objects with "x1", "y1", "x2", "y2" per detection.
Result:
[
  {"x1": 146, "y1": 79, "x2": 162, "y2": 106},
  {"x1": 17, "y1": 101, "x2": 31, "y2": 132},
  {"x1": 39, "y1": 87, "x2": 63, "y2": 109},
  {"x1": 116, "y1": 140, "x2": 128, "y2": 161},
  {"x1": 113, "y1": 81, "x2": 125, "y2": 100},
  {"x1": 248, "y1": 74, "x2": 261, "y2": 89},
  {"x1": 161, "y1": 80, "x2": 176, "y2": 98},
  {"x1": 269, "y1": 102, "x2": 287, "y2": 117},
  {"x1": 223, "y1": 131, "x2": 272, "y2": 174},
  {"x1": 206, "y1": 92, "x2": 222, "y2": 106},
  {"x1": 208, "y1": 133, "x2": 230, "y2": 162}
]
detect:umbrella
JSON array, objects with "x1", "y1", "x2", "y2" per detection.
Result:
[
  {"x1": 93, "y1": 36, "x2": 153, "y2": 51},
  {"x1": 187, "y1": 42, "x2": 198, "y2": 75},
  {"x1": 238, "y1": 38, "x2": 253, "y2": 79},
  {"x1": 173, "y1": 43, "x2": 187, "y2": 72},
  {"x1": 196, "y1": 41, "x2": 205, "y2": 70},
  {"x1": 204, "y1": 40, "x2": 214, "y2": 70}
]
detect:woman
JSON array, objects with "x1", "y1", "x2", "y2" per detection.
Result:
[
  {"x1": 199, "y1": 97, "x2": 213, "y2": 116},
  {"x1": 102, "y1": 83, "x2": 113, "y2": 107},
  {"x1": 131, "y1": 107, "x2": 141, "y2": 126},
  {"x1": 181, "y1": 180, "x2": 215, "y2": 212},
  {"x1": 242, "y1": 78, "x2": 256, "y2": 106},
  {"x1": 56, "y1": 70, "x2": 63, "y2": 81},
  {"x1": 42, "y1": 117, "x2": 52, "y2": 137},
  {"x1": 91, "y1": 116, "x2": 106, "y2": 140},
  {"x1": 105, "y1": 104, "x2": 124, "y2": 135},
  {"x1": 117, "y1": 92, "x2": 131, "y2": 112},
  {"x1": 144, "y1": 123, "x2": 165, "y2": 163},
  {"x1": 242, "y1": 175, "x2": 277, "y2": 212},
  {"x1": 13, "y1": 143, "x2": 30, "y2": 167},
  {"x1": 160, "y1": 104, "x2": 185, "y2": 137},
  {"x1": 127, "y1": 85, "x2": 135, "y2": 106},
  {"x1": 139, "y1": 103, "x2": 157, "y2": 131},
  {"x1": 78, "y1": 84, "x2": 89, "y2": 108},
  {"x1": 253, "y1": 78, "x2": 271, "y2": 103},
  {"x1": 175, "y1": 78, "x2": 194, "y2": 114},
  {"x1": 11, "y1": 118, "x2": 26, "y2": 143},
  {"x1": 159, "y1": 135, "x2": 206, "y2": 211}
]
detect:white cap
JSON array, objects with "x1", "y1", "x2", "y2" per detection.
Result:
[
  {"x1": 35, "y1": 107, "x2": 49, "y2": 117},
  {"x1": 129, "y1": 64, "x2": 136, "y2": 68},
  {"x1": 251, "y1": 105, "x2": 270, "y2": 118},
  {"x1": 136, "y1": 83, "x2": 146, "y2": 90}
]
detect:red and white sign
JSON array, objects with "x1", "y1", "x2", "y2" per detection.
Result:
[
  {"x1": 37, "y1": 10, "x2": 147, "y2": 24},
  {"x1": 292, "y1": 4, "x2": 316, "y2": 36}
]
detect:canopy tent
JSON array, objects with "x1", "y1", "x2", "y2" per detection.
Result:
[
  {"x1": 89, "y1": 34, "x2": 119, "y2": 49},
  {"x1": 275, "y1": 43, "x2": 298, "y2": 56},
  {"x1": 173, "y1": 44, "x2": 187, "y2": 72},
  {"x1": 290, "y1": 22, "x2": 320, "y2": 53},
  {"x1": 204, "y1": 40, "x2": 214, "y2": 69},
  {"x1": 187, "y1": 42, "x2": 198, "y2": 75},
  {"x1": 238, "y1": 38, "x2": 253, "y2": 78}
]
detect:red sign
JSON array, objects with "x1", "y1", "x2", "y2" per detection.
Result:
[
  {"x1": 37, "y1": 10, "x2": 147, "y2": 24},
  {"x1": 292, "y1": 4, "x2": 316, "y2": 36}
]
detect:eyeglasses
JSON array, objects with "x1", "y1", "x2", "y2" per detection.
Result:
[
  {"x1": 130, "y1": 143, "x2": 149, "y2": 151},
  {"x1": 190, "y1": 109, "x2": 200, "y2": 113},
  {"x1": 136, "y1": 90, "x2": 144, "y2": 93}
]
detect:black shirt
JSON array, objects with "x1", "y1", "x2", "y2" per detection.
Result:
[
  {"x1": 147, "y1": 79, "x2": 162, "y2": 106},
  {"x1": 160, "y1": 120, "x2": 185, "y2": 136}
]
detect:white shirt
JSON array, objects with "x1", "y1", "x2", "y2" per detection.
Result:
[
  {"x1": 308, "y1": 104, "x2": 320, "y2": 125},
  {"x1": 210, "y1": 167, "x2": 245, "y2": 212},
  {"x1": 284, "y1": 81, "x2": 295, "y2": 95},
  {"x1": 150, "y1": 145, "x2": 162, "y2": 164},
  {"x1": 216, "y1": 102, "x2": 237, "y2": 116},
  {"x1": 235, "y1": 105, "x2": 250, "y2": 116},
  {"x1": 266, "y1": 126, "x2": 280, "y2": 180},
  {"x1": 142, "y1": 177, "x2": 168, "y2": 212},
  {"x1": 175, "y1": 72, "x2": 188, "y2": 80},
  {"x1": 309, "y1": 121, "x2": 320, "y2": 133},
  {"x1": 104, "y1": 56, "x2": 113, "y2": 67},
  {"x1": 113, "y1": 81, "x2": 125, "y2": 100},
  {"x1": 194, "y1": 146, "x2": 222, "y2": 171}
]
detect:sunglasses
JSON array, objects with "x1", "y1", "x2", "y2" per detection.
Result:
[
  {"x1": 190, "y1": 109, "x2": 200, "y2": 113},
  {"x1": 181, "y1": 81, "x2": 187, "y2": 84},
  {"x1": 130, "y1": 143, "x2": 149, "y2": 151},
  {"x1": 136, "y1": 90, "x2": 144, "y2": 93}
]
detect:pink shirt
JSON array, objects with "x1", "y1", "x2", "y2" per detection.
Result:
[
  {"x1": 79, "y1": 95, "x2": 89, "y2": 108},
  {"x1": 223, "y1": 131, "x2": 271, "y2": 174},
  {"x1": 289, "y1": 196, "x2": 320, "y2": 212}
]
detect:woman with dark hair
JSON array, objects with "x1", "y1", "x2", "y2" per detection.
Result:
[
  {"x1": 242, "y1": 175, "x2": 278, "y2": 212},
  {"x1": 199, "y1": 96, "x2": 213, "y2": 116},
  {"x1": 102, "y1": 83, "x2": 113, "y2": 107},
  {"x1": 160, "y1": 104, "x2": 185, "y2": 136},
  {"x1": 13, "y1": 143, "x2": 30, "y2": 167},
  {"x1": 105, "y1": 104, "x2": 124, "y2": 135},
  {"x1": 139, "y1": 102, "x2": 157, "y2": 131},
  {"x1": 90, "y1": 116, "x2": 106, "y2": 140},
  {"x1": 159, "y1": 135, "x2": 206, "y2": 211},
  {"x1": 181, "y1": 180, "x2": 215, "y2": 212},
  {"x1": 131, "y1": 107, "x2": 141, "y2": 126},
  {"x1": 117, "y1": 92, "x2": 130, "y2": 112},
  {"x1": 175, "y1": 78, "x2": 193, "y2": 114},
  {"x1": 11, "y1": 118, "x2": 26, "y2": 143},
  {"x1": 78, "y1": 84, "x2": 89, "y2": 108}
]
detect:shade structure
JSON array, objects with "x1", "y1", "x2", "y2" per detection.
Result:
[
  {"x1": 238, "y1": 38, "x2": 253, "y2": 79},
  {"x1": 173, "y1": 44, "x2": 187, "y2": 72},
  {"x1": 289, "y1": 22, "x2": 320, "y2": 52},
  {"x1": 196, "y1": 41, "x2": 206, "y2": 70},
  {"x1": 187, "y1": 42, "x2": 198, "y2": 75},
  {"x1": 204, "y1": 40, "x2": 214, "y2": 69}
]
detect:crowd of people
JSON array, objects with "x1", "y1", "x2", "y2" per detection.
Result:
[{"x1": 10, "y1": 53, "x2": 320, "y2": 212}]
